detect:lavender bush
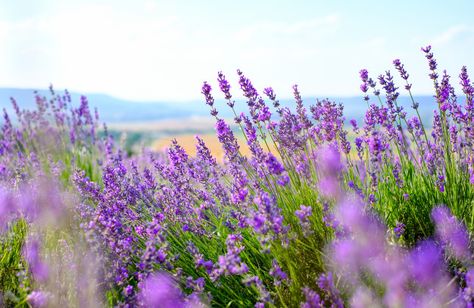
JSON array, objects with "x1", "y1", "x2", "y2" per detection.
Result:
[{"x1": 1, "y1": 46, "x2": 474, "y2": 307}]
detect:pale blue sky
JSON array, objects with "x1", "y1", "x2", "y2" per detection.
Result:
[{"x1": 1, "y1": 0, "x2": 473, "y2": 101}]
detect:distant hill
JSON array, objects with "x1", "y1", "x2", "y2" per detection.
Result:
[
  {"x1": 0, "y1": 87, "x2": 445, "y2": 126},
  {"x1": 0, "y1": 88, "x2": 207, "y2": 123}
]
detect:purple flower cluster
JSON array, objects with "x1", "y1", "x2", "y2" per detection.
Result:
[
  {"x1": 330, "y1": 197, "x2": 467, "y2": 306},
  {"x1": 3, "y1": 45, "x2": 474, "y2": 307},
  {"x1": 301, "y1": 273, "x2": 343, "y2": 308},
  {"x1": 139, "y1": 272, "x2": 202, "y2": 308},
  {"x1": 210, "y1": 234, "x2": 249, "y2": 280},
  {"x1": 295, "y1": 205, "x2": 313, "y2": 237},
  {"x1": 0, "y1": 87, "x2": 107, "y2": 307},
  {"x1": 432, "y1": 206, "x2": 470, "y2": 260}
]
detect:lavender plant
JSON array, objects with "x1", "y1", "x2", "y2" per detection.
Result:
[
  {"x1": 2, "y1": 46, "x2": 474, "y2": 307},
  {"x1": 0, "y1": 88, "x2": 104, "y2": 307}
]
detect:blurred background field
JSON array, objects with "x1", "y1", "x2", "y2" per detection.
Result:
[{"x1": 1, "y1": 87, "x2": 442, "y2": 158}]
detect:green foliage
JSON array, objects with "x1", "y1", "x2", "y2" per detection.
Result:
[{"x1": 0, "y1": 219, "x2": 29, "y2": 307}]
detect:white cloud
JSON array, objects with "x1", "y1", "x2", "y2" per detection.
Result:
[
  {"x1": 234, "y1": 14, "x2": 340, "y2": 42},
  {"x1": 0, "y1": 3, "x2": 192, "y2": 99},
  {"x1": 285, "y1": 14, "x2": 340, "y2": 34},
  {"x1": 0, "y1": 6, "x2": 346, "y2": 100},
  {"x1": 432, "y1": 25, "x2": 473, "y2": 46}
]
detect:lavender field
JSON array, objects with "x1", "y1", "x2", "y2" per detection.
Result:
[{"x1": 1, "y1": 45, "x2": 474, "y2": 307}]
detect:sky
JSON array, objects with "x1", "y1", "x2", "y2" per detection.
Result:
[{"x1": 1, "y1": 0, "x2": 474, "y2": 102}]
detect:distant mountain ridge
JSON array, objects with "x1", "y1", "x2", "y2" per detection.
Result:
[
  {"x1": 0, "y1": 87, "x2": 446, "y2": 125},
  {"x1": 0, "y1": 88, "x2": 205, "y2": 123}
]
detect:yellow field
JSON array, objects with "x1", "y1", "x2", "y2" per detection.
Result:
[
  {"x1": 152, "y1": 133, "x2": 359, "y2": 161},
  {"x1": 153, "y1": 134, "x2": 252, "y2": 160}
]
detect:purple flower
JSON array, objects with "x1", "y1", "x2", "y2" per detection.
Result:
[
  {"x1": 217, "y1": 71, "x2": 232, "y2": 100},
  {"x1": 393, "y1": 222, "x2": 405, "y2": 238},
  {"x1": 277, "y1": 174, "x2": 290, "y2": 186},
  {"x1": 436, "y1": 174, "x2": 445, "y2": 193},
  {"x1": 421, "y1": 45, "x2": 438, "y2": 79},
  {"x1": 462, "y1": 268, "x2": 474, "y2": 304},
  {"x1": 460, "y1": 66, "x2": 473, "y2": 96},
  {"x1": 431, "y1": 206, "x2": 470, "y2": 260},
  {"x1": 295, "y1": 205, "x2": 312, "y2": 222},
  {"x1": 123, "y1": 285, "x2": 134, "y2": 297},
  {"x1": 264, "y1": 87, "x2": 280, "y2": 111},
  {"x1": 242, "y1": 275, "x2": 272, "y2": 305},
  {"x1": 378, "y1": 71, "x2": 399, "y2": 103},
  {"x1": 201, "y1": 81, "x2": 218, "y2": 116},
  {"x1": 421, "y1": 45, "x2": 431, "y2": 53},
  {"x1": 269, "y1": 259, "x2": 288, "y2": 286},
  {"x1": 237, "y1": 69, "x2": 258, "y2": 101},
  {"x1": 251, "y1": 213, "x2": 266, "y2": 231},
  {"x1": 276, "y1": 108, "x2": 306, "y2": 151},
  {"x1": 201, "y1": 82, "x2": 213, "y2": 105},
  {"x1": 263, "y1": 87, "x2": 276, "y2": 101},
  {"x1": 409, "y1": 240, "x2": 444, "y2": 287},
  {"x1": 350, "y1": 119, "x2": 358, "y2": 132},
  {"x1": 23, "y1": 238, "x2": 49, "y2": 282},
  {"x1": 215, "y1": 119, "x2": 240, "y2": 161},
  {"x1": 293, "y1": 84, "x2": 312, "y2": 129},
  {"x1": 27, "y1": 291, "x2": 49, "y2": 307},
  {"x1": 139, "y1": 272, "x2": 187, "y2": 308},
  {"x1": 301, "y1": 287, "x2": 322, "y2": 308},
  {"x1": 187, "y1": 242, "x2": 214, "y2": 274},
  {"x1": 186, "y1": 276, "x2": 205, "y2": 293},
  {"x1": 392, "y1": 161, "x2": 403, "y2": 188},
  {"x1": 316, "y1": 146, "x2": 343, "y2": 198},
  {"x1": 251, "y1": 190, "x2": 286, "y2": 236},
  {"x1": 393, "y1": 59, "x2": 410, "y2": 80},
  {"x1": 316, "y1": 272, "x2": 344, "y2": 308},
  {"x1": 368, "y1": 194, "x2": 376, "y2": 204},
  {"x1": 359, "y1": 69, "x2": 369, "y2": 82},
  {"x1": 318, "y1": 145, "x2": 343, "y2": 174},
  {"x1": 211, "y1": 234, "x2": 249, "y2": 280},
  {"x1": 265, "y1": 153, "x2": 285, "y2": 175},
  {"x1": 257, "y1": 104, "x2": 272, "y2": 122},
  {"x1": 295, "y1": 205, "x2": 313, "y2": 237},
  {"x1": 301, "y1": 273, "x2": 343, "y2": 308},
  {"x1": 354, "y1": 137, "x2": 364, "y2": 159},
  {"x1": 438, "y1": 71, "x2": 452, "y2": 111},
  {"x1": 359, "y1": 69, "x2": 373, "y2": 101}
]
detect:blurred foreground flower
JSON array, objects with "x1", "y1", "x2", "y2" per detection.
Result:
[{"x1": 139, "y1": 272, "x2": 204, "y2": 308}]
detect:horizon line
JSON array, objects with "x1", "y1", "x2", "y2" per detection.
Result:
[{"x1": 0, "y1": 85, "x2": 442, "y2": 103}]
